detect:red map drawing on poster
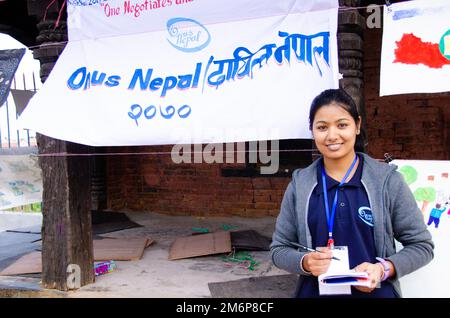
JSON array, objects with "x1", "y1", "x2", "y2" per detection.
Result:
[{"x1": 394, "y1": 33, "x2": 450, "y2": 69}]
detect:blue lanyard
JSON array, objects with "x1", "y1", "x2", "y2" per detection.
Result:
[{"x1": 321, "y1": 154, "x2": 358, "y2": 249}]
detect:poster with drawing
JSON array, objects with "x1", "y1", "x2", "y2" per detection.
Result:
[
  {"x1": 392, "y1": 159, "x2": 450, "y2": 297},
  {"x1": 380, "y1": 0, "x2": 450, "y2": 96},
  {"x1": 0, "y1": 155, "x2": 42, "y2": 210}
]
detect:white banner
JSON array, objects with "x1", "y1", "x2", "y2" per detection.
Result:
[
  {"x1": 392, "y1": 159, "x2": 450, "y2": 297},
  {"x1": 0, "y1": 155, "x2": 42, "y2": 210},
  {"x1": 19, "y1": 0, "x2": 339, "y2": 146},
  {"x1": 380, "y1": 0, "x2": 450, "y2": 96}
]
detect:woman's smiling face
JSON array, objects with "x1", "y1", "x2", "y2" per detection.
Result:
[{"x1": 312, "y1": 102, "x2": 361, "y2": 161}]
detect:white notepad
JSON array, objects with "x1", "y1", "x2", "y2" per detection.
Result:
[{"x1": 318, "y1": 246, "x2": 371, "y2": 295}]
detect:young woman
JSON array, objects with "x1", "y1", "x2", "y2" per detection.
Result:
[{"x1": 271, "y1": 89, "x2": 434, "y2": 297}]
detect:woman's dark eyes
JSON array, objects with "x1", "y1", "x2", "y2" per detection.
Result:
[{"x1": 316, "y1": 124, "x2": 348, "y2": 130}]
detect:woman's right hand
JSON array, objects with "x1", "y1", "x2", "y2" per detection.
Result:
[{"x1": 301, "y1": 247, "x2": 333, "y2": 276}]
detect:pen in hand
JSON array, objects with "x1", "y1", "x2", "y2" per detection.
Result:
[{"x1": 289, "y1": 242, "x2": 341, "y2": 261}]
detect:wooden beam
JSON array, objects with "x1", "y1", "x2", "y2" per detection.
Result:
[
  {"x1": 38, "y1": 135, "x2": 94, "y2": 290},
  {"x1": 30, "y1": 14, "x2": 94, "y2": 290}
]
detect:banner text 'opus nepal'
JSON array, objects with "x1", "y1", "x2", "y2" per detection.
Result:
[{"x1": 19, "y1": 0, "x2": 339, "y2": 146}]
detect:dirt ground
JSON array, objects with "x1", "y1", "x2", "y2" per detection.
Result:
[
  {"x1": 1, "y1": 210, "x2": 448, "y2": 298},
  {"x1": 65, "y1": 211, "x2": 289, "y2": 298}
]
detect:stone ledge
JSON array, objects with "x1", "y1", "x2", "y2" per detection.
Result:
[{"x1": 0, "y1": 276, "x2": 66, "y2": 298}]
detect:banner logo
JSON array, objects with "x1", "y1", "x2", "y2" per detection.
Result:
[{"x1": 167, "y1": 17, "x2": 211, "y2": 53}]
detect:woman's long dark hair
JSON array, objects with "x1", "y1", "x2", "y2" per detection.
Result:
[{"x1": 309, "y1": 89, "x2": 367, "y2": 153}]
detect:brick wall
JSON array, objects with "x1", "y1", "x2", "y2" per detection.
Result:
[
  {"x1": 107, "y1": 27, "x2": 450, "y2": 217},
  {"x1": 364, "y1": 28, "x2": 450, "y2": 160},
  {"x1": 107, "y1": 145, "x2": 289, "y2": 216}
]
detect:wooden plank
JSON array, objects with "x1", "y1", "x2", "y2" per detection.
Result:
[
  {"x1": 93, "y1": 238, "x2": 151, "y2": 261},
  {"x1": 169, "y1": 231, "x2": 231, "y2": 260},
  {"x1": 0, "y1": 252, "x2": 42, "y2": 276}
]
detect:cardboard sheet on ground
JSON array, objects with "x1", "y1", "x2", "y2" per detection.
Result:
[
  {"x1": 230, "y1": 230, "x2": 272, "y2": 251},
  {"x1": 91, "y1": 211, "x2": 142, "y2": 235},
  {"x1": 208, "y1": 274, "x2": 297, "y2": 298},
  {"x1": 169, "y1": 231, "x2": 231, "y2": 260},
  {"x1": 0, "y1": 252, "x2": 42, "y2": 276},
  {"x1": 98, "y1": 235, "x2": 154, "y2": 248},
  {"x1": 93, "y1": 237, "x2": 153, "y2": 261},
  {"x1": 0, "y1": 237, "x2": 153, "y2": 276}
]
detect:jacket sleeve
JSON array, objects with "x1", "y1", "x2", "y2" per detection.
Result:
[
  {"x1": 385, "y1": 171, "x2": 434, "y2": 278},
  {"x1": 270, "y1": 180, "x2": 310, "y2": 275}
]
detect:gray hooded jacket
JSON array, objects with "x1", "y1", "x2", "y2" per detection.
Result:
[{"x1": 270, "y1": 153, "x2": 434, "y2": 297}]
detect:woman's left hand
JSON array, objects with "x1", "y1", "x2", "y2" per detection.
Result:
[{"x1": 352, "y1": 262, "x2": 384, "y2": 293}]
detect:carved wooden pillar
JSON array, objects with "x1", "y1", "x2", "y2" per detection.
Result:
[
  {"x1": 29, "y1": 0, "x2": 95, "y2": 289},
  {"x1": 338, "y1": 0, "x2": 367, "y2": 148}
]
